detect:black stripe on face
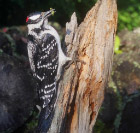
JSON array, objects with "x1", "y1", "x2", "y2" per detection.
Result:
[
  {"x1": 27, "y1": 18, "x2": 42, "y2": 24},
  {"x1": 33, "y1": 28, "x2": 41, "y2": 34}
]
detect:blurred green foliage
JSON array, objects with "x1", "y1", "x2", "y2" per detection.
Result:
[
  {"x1": 94, "y1": 119, "x2": 113, "y2": 133},
  {"x1": 0, "y1": 0, "x2": 140, "y2": 31},
  {"x1": 114, "y1": 36, "x2": 122, "y2": 54},
  {"x1": 117, "y1": 0, "x2": 140, "y2": 31}
]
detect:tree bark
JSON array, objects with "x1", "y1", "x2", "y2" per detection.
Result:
[{"x1": 48, "y1": 0, "x2": 118, "y2": 132}]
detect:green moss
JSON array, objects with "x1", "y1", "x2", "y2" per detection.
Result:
[{"x1": 133, "y1": 61, "x2": 140, "y2": 69}]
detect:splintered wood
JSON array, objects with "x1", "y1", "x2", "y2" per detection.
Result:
[{"x1": 48, "y1": 0, "x2": 117, "y2": 133}]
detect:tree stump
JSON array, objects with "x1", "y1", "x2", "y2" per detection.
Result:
[{"x1": 48, "y1": 0, "x2": 118, "y2": 132}]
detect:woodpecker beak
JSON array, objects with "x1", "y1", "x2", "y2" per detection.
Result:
[{"x1": 42, "y1": 9, "x2": 56, "y2": 19}]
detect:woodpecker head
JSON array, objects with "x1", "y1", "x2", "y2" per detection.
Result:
[{"x1": 26, "y1": 9, "x2": 55, "y2": 30}]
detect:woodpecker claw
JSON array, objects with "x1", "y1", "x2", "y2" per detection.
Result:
[{"x1": 64, "y1": 51, "x2": 86, "y2": 70}]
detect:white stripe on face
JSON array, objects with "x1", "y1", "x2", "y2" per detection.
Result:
[{"x1": 30, "y1": 14, "x2": 40, "y2": 20}]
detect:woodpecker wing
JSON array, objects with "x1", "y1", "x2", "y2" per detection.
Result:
[
  {"x1": 34, "y1": 33, "x2": 58, "y2": 132},
  {"x1": 33, "y1": 33, "x2": 58, "y2": 107}
]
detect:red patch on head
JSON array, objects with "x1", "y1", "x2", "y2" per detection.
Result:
[
  {"x1": 3, "y1": 28, "x2": 8, "y2": 32},
  {"x1": 26, "y1": 17, "x2": 29, "y2": 22}
]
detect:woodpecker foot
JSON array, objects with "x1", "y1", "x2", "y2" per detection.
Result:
[
  {"x1": 65, "y1": 51, "x2": 86, "y2": 70},
  {"x1": 65, "y1": 58, "x2": 85, "y2": 70}
]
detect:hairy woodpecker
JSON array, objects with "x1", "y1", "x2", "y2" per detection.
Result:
[{"x1": 26, "y1": 9, "x2": 71, "y2": 132}]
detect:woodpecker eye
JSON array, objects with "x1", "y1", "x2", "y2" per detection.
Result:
[{"x1": 26, "y1": 17, "x2": 29, "y2": 22}]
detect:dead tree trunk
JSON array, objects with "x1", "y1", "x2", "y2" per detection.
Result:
[{"x1": 48, "y1": 0, "x2": 117, "y2": 132}]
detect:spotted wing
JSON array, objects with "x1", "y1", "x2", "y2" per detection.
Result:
[
  {"x1": 34, "y1": 33, "x2": 59, "y2": 132},
  {"x1": 33, "y1": 33, "x2": 58, "y2": 108}
]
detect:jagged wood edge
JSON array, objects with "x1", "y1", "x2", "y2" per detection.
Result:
[{"x1": 47, "y1": 12, "x2": 79, "y2": 133}]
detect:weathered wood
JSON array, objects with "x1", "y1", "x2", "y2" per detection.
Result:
[{"x1": 48, "y1": 0, "x2": 117, "y2": 132}]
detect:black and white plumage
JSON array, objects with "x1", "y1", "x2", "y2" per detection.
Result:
[{"x1": 26, "y1": 9, "x2": 71, "y2": 132}]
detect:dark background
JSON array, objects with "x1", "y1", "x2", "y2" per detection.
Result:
[
  {"x1": 0, "y1": 0, "x2": 140, "y2": 31},
  {"x1": 0, "y1": 0, "x2": 96, "y2": 27}
]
